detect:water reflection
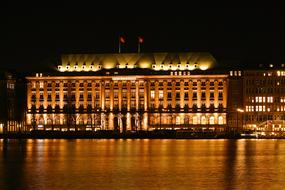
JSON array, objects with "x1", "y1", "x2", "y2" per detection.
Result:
[{"x1": 1, "y1": 139, "x2": 285, "y2": 190}]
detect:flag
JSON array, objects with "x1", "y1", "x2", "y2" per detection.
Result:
[
  {"x1": 138, "y1": 36, "x2": 144, "y2": 43},
  {"x1": 120, "y1": 36, "x2": 125, "y2": 43},
  {"x1": 138, "y1": 36, "x2": 144, "y2": 53}
]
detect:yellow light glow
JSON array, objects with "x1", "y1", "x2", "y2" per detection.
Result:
[{"x1": 199, "y1": 65, "x2": 209, "y2": 70}]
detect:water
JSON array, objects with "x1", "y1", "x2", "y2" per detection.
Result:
[{"x1": 1, "y1": 139, "x2": 285, "y2": 190}]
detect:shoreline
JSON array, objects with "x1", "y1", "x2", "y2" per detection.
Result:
[{"x1": 0, "y1": 130, "x2": 284, "y2": 139}]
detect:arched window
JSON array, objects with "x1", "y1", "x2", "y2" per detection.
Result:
[
  {"x1": 201, "y1": 116, "x2": 206, "y2": 125},
  {"x1": 79, "y1": 118, "x2": 84, "y2": 125},
  {"x1": 55, "y1": 117, "x2": 60, "y2": 125},
  {"x1": 193, "y1": 116, "x2": 198, "y2": 125},
  {"x1": 184, "y1": 116, "x2": 189, "y2": 124},
  {"x1": 87, "y1": 117, "x2": 92, "y2": 124},
  {"x1": 47, "y1": 118, "x2": 52, "y2": 125},
  {"x1": 176, "y1": 116, "x2": 181, "y2": 125},
  {"x1": 150, "y1": 116, "x2": 155, "y2": 125},
  {"x1": 210, "y1": 116, "x2": 215, "y2": 125},
  {"x1": 218, "y1": 116, "x2": 224, "y2": 125},
  {"x1": 167, "y1": 116, "x2": 172, "y2": 124},
  {"x1": 39, "y1": 116, "x2": 45, "y2": 125}
]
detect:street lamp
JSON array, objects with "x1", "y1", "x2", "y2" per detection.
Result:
[{"x1": 237, "y1": 108, "x2": 244, "y2": 132}]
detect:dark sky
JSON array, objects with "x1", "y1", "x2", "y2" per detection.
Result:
[{"x1": 1, "y1": 2, "x2": 284, "y2": 71}]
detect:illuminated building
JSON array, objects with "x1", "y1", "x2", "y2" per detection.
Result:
[
  {"x1": 0, "y1": 71, "x2": 26, "y2": 133},
  {"x1": 242, "y1": 64, "x2": 285, "y2": 133},
  {"x1": 25, "y1": 52, "x2": 229, "y2": 132}
]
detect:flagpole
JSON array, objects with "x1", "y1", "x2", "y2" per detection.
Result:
[{"x1": 119, "y1": 38, "x2": 121, "y2": 53}]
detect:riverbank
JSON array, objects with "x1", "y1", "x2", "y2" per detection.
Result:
[{"x1": 0, "y1": 130, "x2": 275, "y2": 139}]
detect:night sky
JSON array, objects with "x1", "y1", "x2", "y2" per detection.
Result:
[{"x1": 1, "y1": 3, "x2": 284, "y2": 71}]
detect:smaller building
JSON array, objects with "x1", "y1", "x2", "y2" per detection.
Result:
[
  {"x1": 0, "y1": 71, "x2": 26, "y2": 133},
  {"x1": 243, "y1": 64, "x2": 285, "y2": 134}
]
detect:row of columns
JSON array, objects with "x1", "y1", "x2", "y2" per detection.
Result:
[{"x1": 28, "y1": 79, "x2": 228, "y2": 111}]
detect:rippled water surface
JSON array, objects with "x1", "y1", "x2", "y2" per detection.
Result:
[{"x1": 1, "y1": 139, "x2": 285, "y2": 190}]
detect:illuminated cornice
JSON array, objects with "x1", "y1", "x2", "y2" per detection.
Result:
[{"x1": 57, "y1": 52, "x2": 216, "y2": 72}]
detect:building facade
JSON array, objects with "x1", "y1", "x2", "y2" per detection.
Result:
[
  {"x1": 0, "y1": 71, "x2": 26, "y2": 133},
  {"x1": 24, "y1": 52, "x2": 285, "y2": 133},
  {"x1": 25, "y1": 52, "x2": 229, "y2": 132},
  {"x1": 243, "y1": 66, "x2": 285, "y2": 133}
]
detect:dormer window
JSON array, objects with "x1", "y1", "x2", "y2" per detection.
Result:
[
  {"x1": 116, "y1": 63, "x2": 120, "y2": 68},
  {"x1": 98, "y1": 64, "x2": 102, "y2": 69},
  {"x1": 74, "y1": 63, "x2": 78, "y2": 70},
  {"x1": 152, "y1": 65, "x2": 156, "y2": 69},
  {"x1": 82, "y1": 63, "x2": 86, "y2": 70},
  {"x1": 125, "y1": 63, "x2": 128, "y2": 69},
  {"x1": 90, "y1": 63, "x2": 94, "y2": 70},
  {"x1": 66, "y1": 64, "x2": 70, "y2": 70}
]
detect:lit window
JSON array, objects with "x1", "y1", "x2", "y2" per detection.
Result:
[
  {"x1": 270, "y1": 64, "x2": 273, "y2": 68},
  {"x1": 230, "y1": 71, "x2": 233, "y2": 76},
  {"x1": 193, "y1": 116, "x2": 198, "y2": 125},
  {"x1": 151, "y1": 91, "x2": 155, "y2": 99},
  {"x1": 40, "y1": 82, "x2": 44, "y2": 89},
  {"x1": 201, "y1": 116, "x2": 206, "y2": 125},
  {"x1": 277, "y1": 71, "x2": 280, "y2": 76},
  {"x1": 218, "y1": 116, "x2": 223, "y2": 125},
  {"x1": 209, "y1": 116, "x2": 215, "y2": 125},
  {"x1": 238, "y1": 71, "x2": 241, "y2": 76},
  {"x1": 7, "y1": 83, "x2": 14, "y2": 89},
  {"x1": 159, "y1": 90, "x2": 163, "y2": 99},
  {"x1": 234, "y1": 71, "x2": 237, "y2": 76},
  {"x1": 262, "y1": 97, "x2": 265, "y2": 103},
  {"x1": 263, "y1": 106, "x2": 265, "y2": 112}
]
